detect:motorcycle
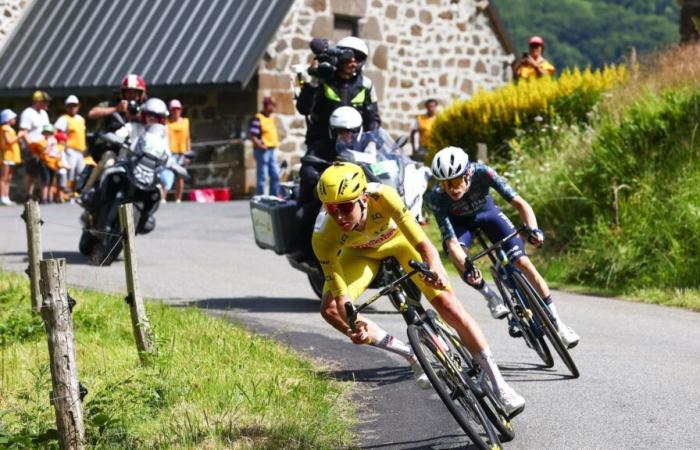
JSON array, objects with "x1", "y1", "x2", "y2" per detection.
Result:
[
  {"x1": 250, "y1": 128, "x2": 432, "y2": 298},
  {"x1": 78, "y1": 119, "x2": 187, "y2": 265}
]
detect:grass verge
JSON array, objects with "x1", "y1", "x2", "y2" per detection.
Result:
[{"x1": 0, "y1": 270, "x2": 354, "y2": 449}]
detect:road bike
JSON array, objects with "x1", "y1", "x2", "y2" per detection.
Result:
[
  {"x1": 466, "y1": 225, "x2": 579, "y2": 378},
  {"x1": 345, "y1": 258, "x2": 515, "y2": 449}
]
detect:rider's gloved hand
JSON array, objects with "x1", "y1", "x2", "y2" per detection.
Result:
[
  {"x1": 528, "y1": 228, "x2": 545, "y2": 248},
  {"x1": 461, "y1": 267, "x2": 483, "y2": 287},
  {"x1": 347, "y1": 320, "x2": 371, "y2": 345}
]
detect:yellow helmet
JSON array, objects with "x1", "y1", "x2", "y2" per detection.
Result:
[{"x1": 316, "y1": 162, "x2": 367, "y2": 204}]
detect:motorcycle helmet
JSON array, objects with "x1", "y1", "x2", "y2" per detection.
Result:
[
  {"x1": 431, "y1": 146, "x2": 470, "y2": 181},
  {"x1": 336, "y1": 36, "x2": 369, "y2": 65},
  {"x1": 141, "y1": 98, "x2": 169, "y2": 124},
  {"x1": 317, "y1": 162, "x2": 367, "y2": 204},
  {"x1": 329, "y1": 106, "x2": 363, "y2": 152}
]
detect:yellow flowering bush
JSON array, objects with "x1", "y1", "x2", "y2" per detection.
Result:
[{"x1": 429, "y1": 65, "x2": 627, "y2": 161}]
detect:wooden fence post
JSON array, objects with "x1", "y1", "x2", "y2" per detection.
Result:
[
  {"x1": 477, "y1": 143, "x2": 488, "y2": 163},
  {"x1": 118, "y1": 203, "x2": 156, "y2": 358},
  {"x1": 39, "y1": 258, "x2": 85, "y2": 450},
  {"x1": 23, "y1": 200, "x2": 43, "y2": 313}
]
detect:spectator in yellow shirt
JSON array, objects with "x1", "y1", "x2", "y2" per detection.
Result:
[
  {"x1": 410, "y1": 98, "x2": 438, "y2": 163},
  {"x1": 54, "y1": 95, "x2": 86, "y2": 196},
  {"x1": 165, "y1": 99, "x2": 191, "y2": 203},
  {"x1": 249, "y1": 96, "x2": 280, "y2": 196},
  {"x1": 514, "y1": 36, "x2": 556, "y2": 81},
  {"x1": 0, "y1": 109, "x2": 27, "y2": 205}
]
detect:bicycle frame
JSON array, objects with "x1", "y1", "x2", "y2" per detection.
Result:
[
  {"x1": 468, "y1": 227, "x2": 554, "y2": 339},
  {"x1": 345, "y1": 258, "x2": 486, "y2": 398}
]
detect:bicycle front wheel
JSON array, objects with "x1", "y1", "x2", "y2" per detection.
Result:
[
  {"x1": 407, "y1": 324, "x2": 501, "y2": 450},
  {"x1": 512, "y1": 271, "x2": 579, "y2": 378},
  {"x1": 491, "y1": 266, "x2": 552, "y2": 367}
]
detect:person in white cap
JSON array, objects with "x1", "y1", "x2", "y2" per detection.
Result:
[
  {"x1": 54, "y1": 95, "x2": 86, "y2": 197},
  {"x1": 165, "y1": 99, "x2": 191, "y2": 203}
]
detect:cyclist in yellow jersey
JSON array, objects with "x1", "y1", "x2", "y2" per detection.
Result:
[{"x1": 312, "y1": 162, "x2": 525, "y2": 414}]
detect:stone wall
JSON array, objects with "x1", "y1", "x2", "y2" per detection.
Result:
[
  {"x1": 257, "y1": 0, "x2": 515, "y2": 166},
  {"x1": 0, "y1": 0, "x2": 27, "y2": 50}
]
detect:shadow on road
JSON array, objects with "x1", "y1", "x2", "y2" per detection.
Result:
[
  {"x1": 358, "y1": 435, "x2": 478, "y2": 450},
  {"x1": 190, "y1": 296, "x2": 321, "y2": 313},
  {"x1": 1, "y1": 250, "x2": 93, "y2": 266},
  {"x1": 323, "y1": 365, "x2": 415, "y2": 387},
  {"x1": 498, "y1": 361, "x2": 574, "y2": 382}
]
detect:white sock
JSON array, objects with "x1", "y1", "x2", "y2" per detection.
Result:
[
  {"x1": 473, "y1": 347, "x2": 508, "y2": 392},
  {"x1": 371, "y1": 328, "x2": 415, "y2": 362},
  {"x1": 545, "y1": 299, "x2": 564, "y2": 329}
]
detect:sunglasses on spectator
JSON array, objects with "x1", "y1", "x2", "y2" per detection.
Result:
[{"x1": 325, "y1": 200, "x2": 358, "y2": 216}]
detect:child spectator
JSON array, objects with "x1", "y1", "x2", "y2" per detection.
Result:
[
  {"x1": 0, "y1": 109, "x2": 27, "y2": 205},
  {"x1": 165, "y1": 99, "x2": 191, "y2": 203},
  {"x1": 36, "y1": 124, "x2": 68, "y2": 203},
  {"x1": 54, "y1": 95, "x2": 86, "y2": 197}
]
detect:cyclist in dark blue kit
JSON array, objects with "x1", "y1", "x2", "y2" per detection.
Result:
[{"x1": 428, "y1": 146, "x2": 579, "y2": 348}]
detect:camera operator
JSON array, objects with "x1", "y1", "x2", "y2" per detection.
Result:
[{"x1": 294, "y1": 36, "x2": 381, "y2": 262}]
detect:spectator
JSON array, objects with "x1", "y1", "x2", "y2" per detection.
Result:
[
  {"x1": 165, "y1": 99, "x2": 191, "y2": 203},
  {"x1": 249, "y1": 96, "x2": 280, "y2": 196},
  {"x1": 513, "y1": 36, "x2": 556, "y2": 81},
  {"x1": 0, "y1": 109, "x2": 27, "y2": 205},
  {"x1": 410, "y1": 98, "x2": 438, "y2": 163},
  {"x1": 35, "y1": 124, "x2": 67, "y2": 203},
  {"x1": 54, "y1": 95, "x2": 86, "y2": 197},
  {"x1": 19, "y1": 90, "x2": 51, "y2": 201}
]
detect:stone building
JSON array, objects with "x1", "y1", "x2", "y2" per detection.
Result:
[{"x1": 0, "y1": 0, "x2": 513, "y2": 196}]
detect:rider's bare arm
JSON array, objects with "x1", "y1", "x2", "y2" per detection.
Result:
[
  {"x1": 415, "y1": 239, "x2": 449, "y2": 290},
  {"x1": 88, "y1": 105, "x2": 117, "y2": 120},
  {"x1": 510, "y1": 196, "x2": 538, "y2": 230}
]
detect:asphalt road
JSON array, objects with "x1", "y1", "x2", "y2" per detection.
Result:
[{"x1": 1, "y1": 202, "x2": 699, "y2": 449}]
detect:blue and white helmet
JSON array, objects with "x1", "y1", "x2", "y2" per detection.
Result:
[{"x1": 431, "y1": 146, "x2": 470, "y2": 181}]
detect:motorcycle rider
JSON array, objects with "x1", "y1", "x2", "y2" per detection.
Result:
[
  {"x1": 295, "y1": 37, "x2": 381, "y2": 261},
  {"x1": 83, "y1": 74, "x2": 147, "y2": 191}
]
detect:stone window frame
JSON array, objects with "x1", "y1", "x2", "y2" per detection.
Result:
[{"x1": 333, "y1": 15, "x2": 359, "y2": 41}]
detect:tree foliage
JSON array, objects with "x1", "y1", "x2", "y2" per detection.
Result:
[{"x1": 491, "y1": 0, "x2": 680, "y2": 69}]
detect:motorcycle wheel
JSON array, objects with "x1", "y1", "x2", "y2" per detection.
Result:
[
  {"x1": 79, "y1": 230, "x2": 98, "y2": 256},
  {"x1": 308, "y1": 272, "x2": 325, "y2": 300}
]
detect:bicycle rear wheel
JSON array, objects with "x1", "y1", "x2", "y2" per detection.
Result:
[
  {"x1": 491, "y1": 266, "x2": 553, "y2": 367},
  {"x1": 426, "y1": 311, "x2": 515, "y2": 443},
  {"x1": 512, "y1": 272, "x2": 579, "y2": 378},
  {"x1": 407, "y1": 324, "x2": 501, "y2": 450}
]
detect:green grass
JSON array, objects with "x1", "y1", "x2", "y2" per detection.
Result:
[{"x1": 0, "y1": 271, "x2": 355, "y2": 449}]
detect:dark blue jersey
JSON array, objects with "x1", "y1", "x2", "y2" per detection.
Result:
[{"x1": 428, "y1": 163, "x2": 518, "y2": 241}]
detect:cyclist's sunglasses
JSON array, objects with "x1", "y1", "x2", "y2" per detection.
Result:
[{"x1": 325, "y1": 200, "x2": 358, "y2": 216}]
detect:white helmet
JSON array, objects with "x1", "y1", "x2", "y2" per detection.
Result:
[
  {"x1": 142, "y1": 98, "x2": 168, "y2": 117},
  {"x1": 431, "y1": 146, "x2": 470, "y2": 181},
  {"x1": 330, "y1": 106, "x2": 363, "y2": 131},
  {"x1": 336, "y1": 36, "x2": 369, "y2": 61}
]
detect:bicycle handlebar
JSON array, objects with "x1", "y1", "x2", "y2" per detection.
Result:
[
  {"x1": 464, "y1": 224, "x2": 532, "y2": 272},
  {"x1": 345, "y1": 259, "x2": 437, "y2": 334}
]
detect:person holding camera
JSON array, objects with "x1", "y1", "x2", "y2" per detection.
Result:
[
  {"x1": 294, "y1": 36, "x2": 382, "y2": 262},
  {"x1": 513, "y1": 36, "x2": 556, "y2": 81}
]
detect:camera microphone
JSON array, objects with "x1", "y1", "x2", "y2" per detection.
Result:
[{"x1": 309, "y1": 37, "x2": 328, "y2": 55}]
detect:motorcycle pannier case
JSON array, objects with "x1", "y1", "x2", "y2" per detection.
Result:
[{"x1": 250, "y1": 196, "x2": 297, "y2": 254}]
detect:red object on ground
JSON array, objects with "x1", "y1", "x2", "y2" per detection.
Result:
[
  {"x1": 213, "y1": 188, "x2": 230, "y2": 201},
  {"x1": 189, "y1": 188, "x2": 231, "y2": 202}
]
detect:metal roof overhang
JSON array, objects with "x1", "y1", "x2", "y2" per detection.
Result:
[{"x1": 0, "y1": 0, "x2": 293, "y2": 97}]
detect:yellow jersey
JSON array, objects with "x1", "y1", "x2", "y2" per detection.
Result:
[
  {"x1": 167, "y1": 117, "x2": 190, "y2": 154},
  {"x1": 312, "y1": 183, "x2": 436, "y2": 299},
  {"x1": 517, "y1": 58, "x2": 556, "y2": 80},
  {"x1": 416, "y1": 114, "x2": 436, "y2": 148},
  {"x1": 1, "y1": 124, "x2": 21, "y2": 164},
  {"x1": 255, "y1": 112, "x2": 279, "y2": 148},
  {"x1": 61, "y1": 114, "x2": 86, "y2": 151}
]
